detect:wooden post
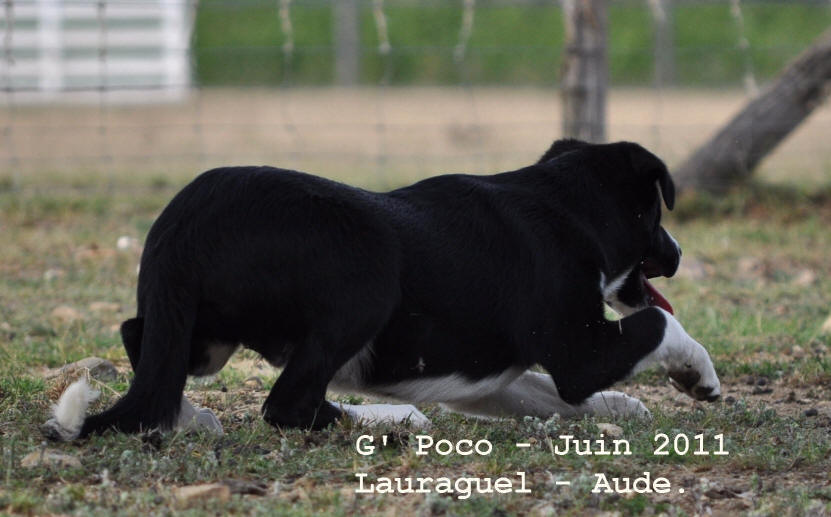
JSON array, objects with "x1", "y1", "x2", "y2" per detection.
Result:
[
  {"x1": 334, "y1": 0, "x2": 360, "y2": 86},
  {"x1": 675, "y1": 28, "x2": 831, "y2": 192},
  {"x1": 648, "y1": 0, "x2": 675, "y2": 87},
  {"x1": 561, "y1": 0, "x2": 607, "y2": 142}
]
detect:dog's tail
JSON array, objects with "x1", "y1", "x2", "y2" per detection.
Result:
[
  {"x1": 41, "y1": 378, "x2": 101, "y2": 441},
  {"x1": 45, "y1": 281, "x2": 195, "y2": 440}
]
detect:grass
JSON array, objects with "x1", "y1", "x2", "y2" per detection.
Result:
[
  {"x1": 1, "y1": 175, "x2": 831, "y2": 515},
  {"x1": 193, "y1": 0, "x2": 831, "y2": 87}
]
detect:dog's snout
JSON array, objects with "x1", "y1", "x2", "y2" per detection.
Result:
[
  {"x1": 665, "y1": 249, "x2": 681, "y2": 278},
  {"x1": 652, "y1": 226, "x2": 681, "y2": 278}
]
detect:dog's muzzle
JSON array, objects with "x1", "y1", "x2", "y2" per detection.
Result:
[
  {"x1": 643, "y1": 227, "x2": 681, "y2": 279},
  {"x1": 637, "y1": 227, "x2": 682, "y2": 314}
]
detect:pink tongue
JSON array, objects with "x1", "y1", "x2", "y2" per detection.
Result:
[{"x1": 643, "y1": 276, "x2": 674, "y2": 314}]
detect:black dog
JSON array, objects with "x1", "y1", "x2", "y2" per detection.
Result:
[{"x1": 45, "y1": 139, "x2": 720, "y2": 440}]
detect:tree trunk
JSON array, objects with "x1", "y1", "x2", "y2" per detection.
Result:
[
  {"x1": 675, "y1": 28, "x2": 831, "y2": 192},
  {"x1": 561, "y1": 0, "x2": 607, "y2": 143}
]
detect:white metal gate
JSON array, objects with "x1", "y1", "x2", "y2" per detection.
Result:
[{"x1": 1, "y1": 0, "x2": 191, "y2": 102}]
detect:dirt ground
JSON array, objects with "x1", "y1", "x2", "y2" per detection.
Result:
[
  {"x1": 2, "y1": 87, "x2": 830, "y2": 187},
  {"x1": 94, "y1": 359, "x2": 831, "y2": 517},
  {"x1": 43, "y1": 349, "x2": 830, "y2": 517}
]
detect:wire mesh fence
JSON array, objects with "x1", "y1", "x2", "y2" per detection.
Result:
[{"x1": 2, "y1": 0, "x2": 831, "y2": 189}]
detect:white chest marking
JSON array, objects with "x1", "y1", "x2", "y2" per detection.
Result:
[{"x1": 601, "y1": 268, "x2": 631, "y2": 300}]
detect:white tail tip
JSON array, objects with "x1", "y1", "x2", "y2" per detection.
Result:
[{"x1": 42, "y1": 379, "x2": 100, "y2": 441}]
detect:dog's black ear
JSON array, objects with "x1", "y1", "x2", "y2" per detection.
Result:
[
  {"x1": 537, "y1": 138, "x2": 590, "y2": 164},
  {"x1": 625, "y1": 142, "x2": 675, "y2": 210}
]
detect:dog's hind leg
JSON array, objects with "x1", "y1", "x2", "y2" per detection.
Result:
[
  {"x1": 120, "y1": 317, "x2": 144, "y2": 369},
  {"x1": 118, "y1": 316, "x2": 223, "y2": 435},
  {"x1": 261, "y1": 331, "x2": 373, "y2": 431},
  {"x1": 440, "y1": 371, "x2": 649, "y2": 420},
  {"x1": 261, "y1": 264, "x2": 399, "y2": 431},
  {"x1": 78, "y1": 284, "x2": 196, "y2": 437}
]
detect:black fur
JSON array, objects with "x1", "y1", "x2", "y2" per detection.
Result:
[{"x1": 79, "y1": 139, "x2": 681, "y2": 436}]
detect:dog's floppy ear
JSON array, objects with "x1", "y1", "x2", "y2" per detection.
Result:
[
  {"x1": 625, "y1": 142, "x2": 675, "y2": 210},
  {"x1": 537, "y1": 138, "x2": 590, "y2": 164}
]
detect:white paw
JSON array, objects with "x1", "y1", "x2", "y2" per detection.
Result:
[
  {"x1": 193, "y1": 408, "x2": 224, "y2": 434},
  {"x1": 337, "y1": 403, "x2": 431, "y2": 429},
  {"x1": 657, "y1": 310, "x2": 721, "y2": 402},
  {"x1": 177, "y1": 397, "x2": 224, "y2": 435},
  {"x1": 579, "y1": 391, "x2": 651, "y2": 419}
]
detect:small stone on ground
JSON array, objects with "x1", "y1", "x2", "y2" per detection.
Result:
[
  {"x1": 47, "y1": 356, "x2": 118, "y2": 382},
  {"x1": 50, "y1": 306, "x2": 82, "y2": 325},
  {"x1": 21, "y1": 450, "x2": 82, "y2": 469},
  {"x1": 174, "y1": 483, "x2": 231, "y2": 507},
  {"x1": 88, "y1": 301, "x2": 121, "y2": 313},
  {"x1": 596, "y1": 423, "x2": 624, "y2": 438}
]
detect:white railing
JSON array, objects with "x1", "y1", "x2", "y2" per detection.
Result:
[{"x1": 0, "y1": 0, "x2": 191, "y2": 102}]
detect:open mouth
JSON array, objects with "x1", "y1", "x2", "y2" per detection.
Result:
[{"x1": 640, "y1": 259, "x2": 674, "y2": 314}]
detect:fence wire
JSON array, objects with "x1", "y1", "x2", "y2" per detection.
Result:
[{"x1": 1, "y1": 0, "x2": 830, "y2": 190}]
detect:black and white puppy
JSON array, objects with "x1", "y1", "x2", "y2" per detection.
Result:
[{"x1": 44, "y1": 139, "x2": 720, "y2": 440}]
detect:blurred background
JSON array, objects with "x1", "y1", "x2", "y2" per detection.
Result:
[
  {"x1": 2, "y1": 7, "x2": 831, "y2": 515},
  {"x1": 1, "y1": 0, "x2": 830, "y2": 190}
]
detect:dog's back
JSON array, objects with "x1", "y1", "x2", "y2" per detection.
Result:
[{"x1": 51, "y1": 167, "x2": 404, "y2": 437}]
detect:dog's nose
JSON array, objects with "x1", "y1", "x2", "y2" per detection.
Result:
[{"x1": 659, "y1": 227, "x2": 682, "y2": 277}]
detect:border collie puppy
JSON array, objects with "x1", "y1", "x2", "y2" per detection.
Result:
[{"x1": 44, "y1": 139, "x2": 719, "y2": 440}]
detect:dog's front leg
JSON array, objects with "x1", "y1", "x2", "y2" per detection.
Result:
[
  {"x1": 630, "y1": 308, "x2": 721, "y2": 401},
  {"x1": 261, "y1": 334, "x2": 348, "y2": 431},
  {"x1": 543, "y1": 307, "x2": 720, "y2": 405},
  {"x1": 441, "y1": 371, "x2": 650, "y2": 419}
]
